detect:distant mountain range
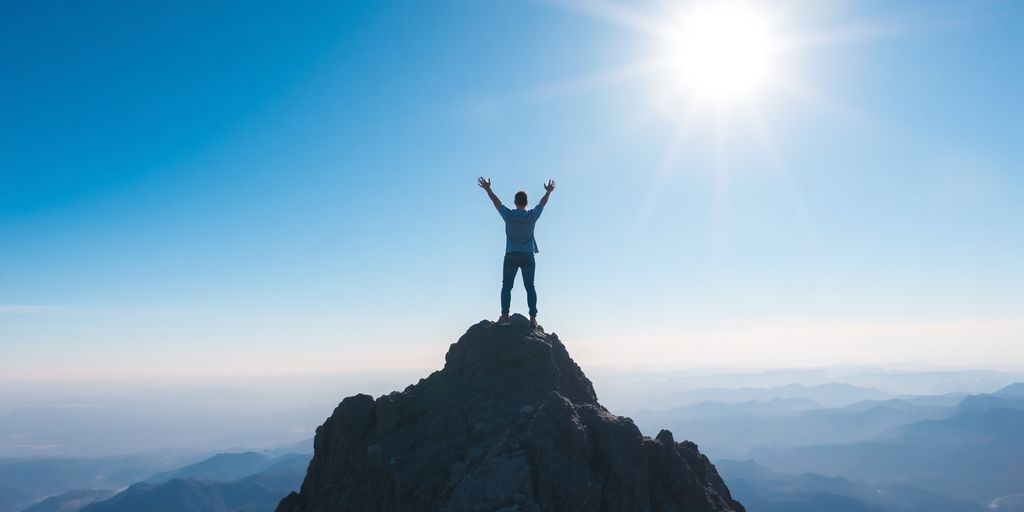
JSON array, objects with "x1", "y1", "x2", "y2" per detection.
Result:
[
  {"x1": 61, "y1": 451, "x2": 309, "y2": 512},
  {"x1": 627, "y1": 381, "x2": 1024, "y2": 509},
  {"x1": 632, "y1": 395, "x2": 951, "y2": 456},
  {"x1": 6, "y1": 377, "x2": 1022, "y2": 512},
  {"x1": 20, "y1": 490, "x2": 116, "y2": 512},
  {"x1": 0, "y1": 453, "x2": 194, "y2": 512},
  {"x1": 79, "y1": 468, "x2": 305, "y2": 512},
  {"x1": 717, "y1": 459, "x2": 985, "y2": 512},
  {"x1": 749, "y1": 390, "x2": 1024, "y2": 504},
  {"x1": 145, "y1": 451, "x2": 309, "y2": 484},
  {"x1": 1, "y1": 447, "x2": 311, "y2": 512},
  {"x1": 662, "y1": 383, "x2": 892, "y2": 408},
  {"x1": 996, "y1": 382, "x2": 1024, "y2": 397},
  {"x1": 595, "y1": 368, "x2": 1024, "y2": 413}
]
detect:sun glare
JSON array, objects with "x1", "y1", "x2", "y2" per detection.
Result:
[
  {"x1": 547, "y1": 0, "x2": 872, "y2": 212},
  {"x1": 657, "y1": 2, "x2": 786, "y2": 105}
]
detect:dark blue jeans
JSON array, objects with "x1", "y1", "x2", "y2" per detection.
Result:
[{"x1": 501, "y1": 251, "x2": 537, "y2": 317}]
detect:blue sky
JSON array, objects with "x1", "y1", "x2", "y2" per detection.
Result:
[{"x1": 2, "y1": 0, "x2": 1022, "y2": 381}]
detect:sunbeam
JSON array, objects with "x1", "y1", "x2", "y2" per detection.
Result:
[
  {"x1": 538, "y1": 0, "x2": 894, "y2": 234},
  {"x1": 539, "y1": 0, "x2": 868, "y2": 147}
]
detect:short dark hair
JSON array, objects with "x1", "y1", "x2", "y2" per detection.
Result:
[{"x1": 514, "y1": 191, "x2": 528, "y2": 207}]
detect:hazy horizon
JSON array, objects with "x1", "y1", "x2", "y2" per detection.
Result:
[
  {"x1": 3, "y1": 361, "x2": 1021, "y2": 458},
  {"x1": 3, "y1": 310, "x2": 1023, "y2": 382}
]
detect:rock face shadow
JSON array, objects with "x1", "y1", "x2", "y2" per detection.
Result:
[{"x1": 277, "y1": 314, "x2": 746, "y2": 512}]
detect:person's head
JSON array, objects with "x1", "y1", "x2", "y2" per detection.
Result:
[{"x1": 514, "y1": 190, "x2": 528, "y2": 208}]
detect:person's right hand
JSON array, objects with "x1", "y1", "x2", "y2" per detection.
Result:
[
  {"x1": 478, "y1": 177, "x2": 492, "y2": 190},
  {"x1": 544, "y1": 179, "x2": 556, "y2": 192}
]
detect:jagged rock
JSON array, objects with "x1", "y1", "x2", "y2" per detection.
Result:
[{"x1": 277, "y1": 314, "x2": 745, "y2": 512}]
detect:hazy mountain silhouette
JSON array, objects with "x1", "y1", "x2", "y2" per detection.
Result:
[
  {"x1": 79, "y1": 475, "x2": 296, "y2": 512},
  {"x1": 79, "y1": 453, "x2": 308, "y2": 512},
  {"x1": 277, "y1": 315, "x2": 745, "y2": 512},
  {"x1": 593, "y1": 368, "x2": 1023, "y2": 413},
  {"x1": 662, "y1": 383, "x2": 891, "y2": 408},
  {"x1": 0, "y1": 454, "x2": 192, "y2": 512},
  {"x1": 717, "y1": 459, "x2": 985, "y2": 512},
  {"x1": 631, "y1": 396, "x2": 949, "y2": 456},
  {"x1": 995, "y1": 382, "x2": 1024, "y2": 397},
  {"x1": 145, "y1": 451, "x2": 286, "y2": 483},
  {"x1": 20, "y1": 489, "x2": 117, "y2": 512},
  {"x1": 751, "y1": 392, "x2": 1024, "y2": 503},
  {"x1": 954, "y1": 393, "x2": 1024, "y2": 413},
  {"x1": 20, "y1": 450, "x2": 313, "y2": 512},
  {"x1": 262, "y1": 438, "x2": 315, "y2": 458}
]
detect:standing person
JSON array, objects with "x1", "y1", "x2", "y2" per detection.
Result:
[{"x1": 477, "y1": 177, "x2": 555, "y2": 329}]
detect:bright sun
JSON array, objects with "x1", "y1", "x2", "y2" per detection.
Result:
[{"x1": 657, "y1": 2, "x2": 786, "y2": 105}]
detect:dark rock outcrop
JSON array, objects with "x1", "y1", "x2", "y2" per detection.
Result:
[{"x1": 277, "y1": 314, "x2": 745, "y2": 512}]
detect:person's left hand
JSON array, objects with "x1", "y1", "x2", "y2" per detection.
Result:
[
  {"x1": 478, "y1": 177, "x2": 492, "y2": 190},
  {"x1": 544, "y1": 179, "x2": 556, "y2": 192}
]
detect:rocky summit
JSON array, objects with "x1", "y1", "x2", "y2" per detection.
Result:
[{"x1": 277, "y1": 314, "x2": 745, "y2": 512}]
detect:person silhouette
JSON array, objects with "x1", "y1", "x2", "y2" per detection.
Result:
[{"x1": 478, "y1": 177, "x2": 555, "y2": 329}]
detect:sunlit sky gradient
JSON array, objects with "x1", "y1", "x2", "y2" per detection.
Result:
[{"x1": 2, "y1": 0, "x2": 1023, "y2": 382}]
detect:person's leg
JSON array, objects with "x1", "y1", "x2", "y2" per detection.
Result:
[
  {"x1": 499, "y1": 252, "x2": 517, "y2": 321},
  {"x1": 521, "y1": 253, "x2": 537, "y2": 324}
]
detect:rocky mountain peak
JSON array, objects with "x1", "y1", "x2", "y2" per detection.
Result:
[
  {"x1": 440, "y1": 314, "x2": 598, "y2": 406},
  {"x1": 277, "y1": 315, "x2": 745, "y2": 512}
]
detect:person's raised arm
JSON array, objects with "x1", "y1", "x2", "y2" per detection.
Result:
[
  {"x1": 539, "y1": 179, "x2": 555, "y2": 207},
  {"x1": 478, "y1": 177, "x2": 502, "y2": 211}
]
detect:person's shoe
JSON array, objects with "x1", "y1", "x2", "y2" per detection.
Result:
[
  {"x1": 530, "y1": 316, "x2": 538, "y2": 329},
  {"x1": 497, "y1": 314, "x2": 511, "y2": 325}
]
